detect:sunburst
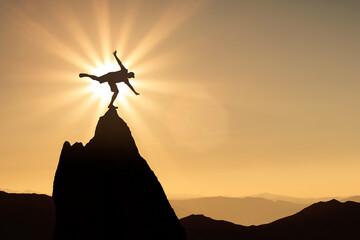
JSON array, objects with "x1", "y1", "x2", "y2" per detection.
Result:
[{"x1": 0, "y1": 0, "x2": 205, "y2": 140}]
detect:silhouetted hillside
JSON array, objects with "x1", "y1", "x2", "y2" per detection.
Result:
[
  {"x1": 180, "y1": 214, "x2": 247, "y2": 240},
  {"x1": 52, "y1": 108, "x2": 186, "y2": 240},
  {"x1": 0, "y1": 191, "x2": 55, "y2": 240},
  {"x1": 171, "y1": 197, "x2": 306, "y2": 225},
  {"x1": 181, "y1": 200, "x2": 360, "y2": 240}
]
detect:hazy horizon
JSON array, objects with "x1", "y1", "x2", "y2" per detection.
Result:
[
  {"x1": 1, "y1": 0, "x2": 360, "y2": 198},
  {"x1": 1, "y1": 188, "x2": 358, "y2": 201}
]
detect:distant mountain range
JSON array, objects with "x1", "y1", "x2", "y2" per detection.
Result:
[
  {"x1": 170, "y1": 194, "x2": 360, "y2": 225},
  {"x1": 249, "y1": 192, "x2": 337, "y2": 204},
  {"x1": 170, "y1": 197, "x2": 307, "y2": 225},
  {"x1": 180, "y1": 200, "x2": 360, "y2": 240},
  {"x1": 342, "y1": 195, "x2": 360, "y2": 202}
]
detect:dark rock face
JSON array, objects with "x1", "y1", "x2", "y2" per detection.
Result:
[{"x1": 52, "y1": 108, "x2": 186, "y2": 240}]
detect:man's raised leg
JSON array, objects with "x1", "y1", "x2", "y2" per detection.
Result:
[{"x1": 79, "y1": 73, "x2": 99, "y2": 80}]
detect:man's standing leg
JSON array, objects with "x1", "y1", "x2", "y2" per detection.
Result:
[{"x1": 108, "y1": 82, "x2": 119, "y2": 108}]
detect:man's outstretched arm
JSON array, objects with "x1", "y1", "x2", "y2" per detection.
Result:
[
  {"x1": 113, "y1": 50, "x2": 126, "y2": 70},
  {"x1": 124, "y1": 80, "x2": 140, "y2": 95}
]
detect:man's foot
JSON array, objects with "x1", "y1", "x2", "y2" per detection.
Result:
[
  {"x1": 135, "y1": 92, "x2": 140, "y2": 96},
  {"x1": 79, "y1": 73, "x2": 87, "y2": 78},
  {"x1": 108, "y1": 104, "x2": 118, "y2": 109}
]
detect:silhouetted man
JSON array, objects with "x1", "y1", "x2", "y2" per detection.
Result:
[{"x1": 79, "y1": 50, "x2": 139, "y2": 108}]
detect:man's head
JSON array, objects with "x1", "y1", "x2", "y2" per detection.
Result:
[{"x1": 127, "y1": 72, "x2": 135, "y2": 78}]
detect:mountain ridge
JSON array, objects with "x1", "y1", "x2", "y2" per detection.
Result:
[
  {"x1": 180, "y1": 199, "x2": 360, "y2": 240},
  {"x1": 171, "y1": 196, "x2": 307, "y2": 225}
]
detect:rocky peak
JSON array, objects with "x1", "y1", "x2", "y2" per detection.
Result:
[{"x1": 52, "y1": 109, "x2": 186, "y2": 240}]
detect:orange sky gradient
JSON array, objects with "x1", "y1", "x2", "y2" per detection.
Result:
[{"x1": 0, "y1": 0, "x2": 360, "y2": 198}]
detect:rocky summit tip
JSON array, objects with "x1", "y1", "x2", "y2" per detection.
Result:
[
  {"x1": 85, "y1": 108, "x2": 138, "y2": 151},
  {"x1": 103, "y1": 107, "x2": 120, "y2": 118}
]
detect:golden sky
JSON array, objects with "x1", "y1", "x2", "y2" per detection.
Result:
[{"x1": 0, "y1": 0, "x2": 359, "y2": 198}]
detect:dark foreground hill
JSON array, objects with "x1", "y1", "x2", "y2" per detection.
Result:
[
  {"x1": 1, "y1": 193, "x2": 360, "y2": 240},
  {"x1": 0, "y1": 191, "x2": 55, "y2": 240},
  {"x1": 180, "y1": 199, "x2": 360, "y2": 240},
  {"x1": 52, "y1": 108, "x2": 186, "y2": 240}
]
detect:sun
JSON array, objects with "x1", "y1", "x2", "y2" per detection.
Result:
[{"x1": 84, "y1": 59, "x2": 133, "y2": 107}]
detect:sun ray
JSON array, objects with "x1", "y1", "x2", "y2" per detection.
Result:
[
  {"x1": 133, "y1": 45, "x2": 186, "y2": 77},
  {"x1": 129, "y1": 94, "x2": 163, "y2": 118},
  {"x1": 115, "y1": 1, "x2": 141, "y2": 58},
  {"x1": 23, "y1": 86, "x2": 92, "y2": 120},
  {"x1": 48, "y1": 3, "x2": 100, "y2": 66},
  {"x1": 126, "y1": 0, "x2": 205, "y2": 67},
  {"x1": 5, "y1": 91, "x2": 87, "y2": 135},
  {"x1": 61, "y1": 90, "x2": 101, "y2": 126},
  {"x1": 134, "y1": 78, "x2": 187, "y2": 95},
  {"x1": 93, "y1": 0, "x2": 111, "y2": 62},
  {"x1": 119, "y1": 100, "x2": 176, "y2": 168},
  {"x1": 1, "y1": 2, "x2": 92, "y2": 70},
  {"x1": 0, "y1": 0, "x2": 209, "y2": 160}
]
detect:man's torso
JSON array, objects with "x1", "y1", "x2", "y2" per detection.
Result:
[{"x1": 103, "y1": 69, "x2": 128, "y2": 83}]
